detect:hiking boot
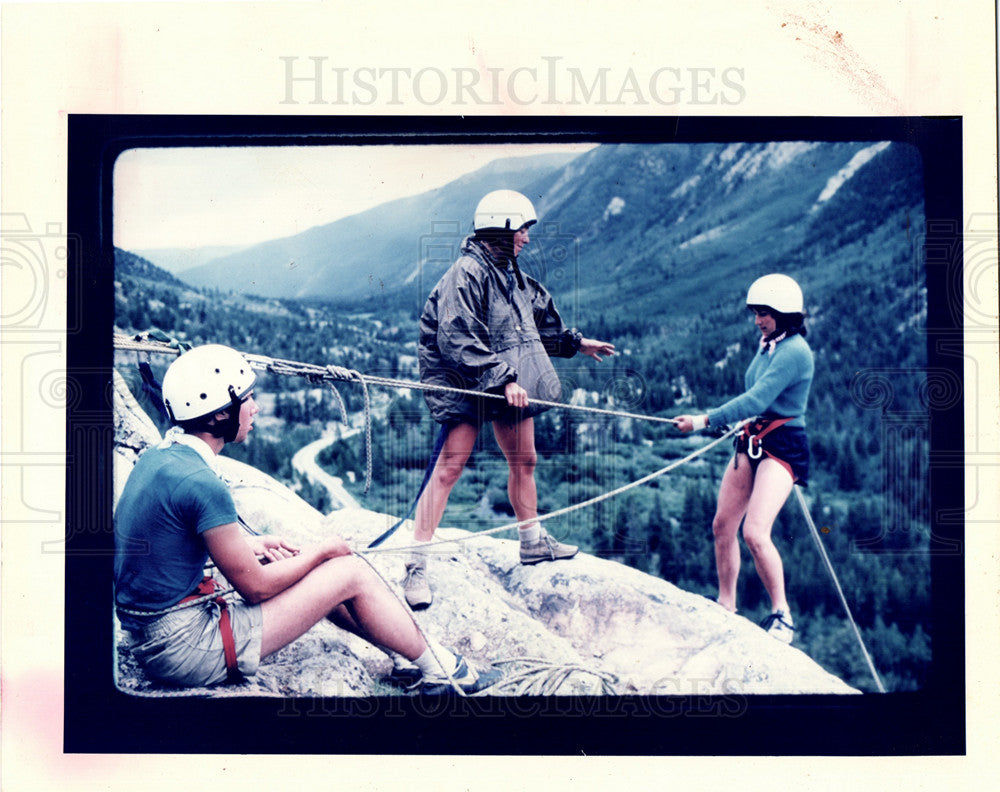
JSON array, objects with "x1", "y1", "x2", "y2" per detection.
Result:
[
  {"x1": 416, "y1": 654, "x2": 504, "y2": 696},
  {"x1": 759, "y1": 610, "x2": 795, "y2": 644},
  {"x1": 520, "y1": 528, "x2": 579, "y2": 565},
  {"x1": 403, "y1": 561, "x2": 432, "y2": 610}
]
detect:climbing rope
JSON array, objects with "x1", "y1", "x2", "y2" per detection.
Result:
[
  {"x1": 115, "y1": 332, "x2": 684, "y2": 496},
  {"x1": 114, "y1": 333, "x2": 683, "y2": 425},
  {"x1": 116, "y1": 331, "x2": 884, "y2": 695},
  {"x1": 352, "y1": 550, "x2": 627, "y2": 696},
  {"x1": 353, "y1": 551, "x2": 489, "y2": 697},
  {"x1": 115, "y1": 586, "x2": 239, "y2": 619},
  {"x1": 491, "y1": 657, "x2": 620, "y2": 695},
  {"x1": 793, "y1": 487, "x2": 887, "y2": 693},
  {"x1": 362, "y1": 419, "x2": 748, "y2": 556}
]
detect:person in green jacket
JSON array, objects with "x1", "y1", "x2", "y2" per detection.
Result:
[{"x1": 408, "y1": 189, "x2": 615, "y2": 609}]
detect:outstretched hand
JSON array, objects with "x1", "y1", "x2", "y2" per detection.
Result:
[
  {"x1": 673, "y1": 415, "x2": 696, "y2": 433},
  {"x1": 579, "y1": 338, "x2": 616, "y2": 362},
  {"x1": 672, "y1": 415, "x2": 707, "y2": 433}
]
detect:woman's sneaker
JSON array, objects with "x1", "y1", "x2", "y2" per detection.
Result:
[
  {"x1": 520, "y1": 528, "x2": 578, "y2": 565},
  {"x1": 417, "y1": 654, "x2": 503, "y2": 696},
  {"x1": 759, "y1": 610, "x2": 795, "y2": 644}
]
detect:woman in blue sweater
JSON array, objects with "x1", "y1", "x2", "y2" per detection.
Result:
[{"x1": 675, "y1": 274, "x2": 813, "y2": 643}]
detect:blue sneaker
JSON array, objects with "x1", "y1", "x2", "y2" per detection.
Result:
[
  {"x1": 416, "y1": 655, "x2": 503, "y2": 696},
  {"x1": 384, "y1": 657, "x2": 423, "y2": 688}
]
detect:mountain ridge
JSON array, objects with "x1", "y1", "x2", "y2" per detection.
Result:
[{"x1": 160, "y1": 141, "x2": 923, "y2": 327}]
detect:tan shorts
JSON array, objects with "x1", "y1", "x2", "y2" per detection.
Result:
[{"x1": 129, "y1": 598, "x2": 263, "y2": 687}]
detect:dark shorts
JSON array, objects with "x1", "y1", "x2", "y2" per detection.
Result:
[{"x1": 734, "y1": 423, "x2": 810, "y2": 486}]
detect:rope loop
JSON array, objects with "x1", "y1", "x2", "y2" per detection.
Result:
[{"x1": 324, "y1": 364, "x2": 356, "y2": 381}]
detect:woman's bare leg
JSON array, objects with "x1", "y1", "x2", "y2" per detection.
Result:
[
  {"x1": 741, "y1": 458, "x2": 795, "y2": 614},
  {"x1": 711, "y1": 454, "x2": 754, "y2": 612},
  {"x1": 492, "y1": 417, "x2": 538, "y2": 524}
]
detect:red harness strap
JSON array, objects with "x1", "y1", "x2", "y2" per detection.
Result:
[
  {"x1": 735, "y1": 416, "x2": 796, "y2": 479},
  {"x1": 180, "y1": 576, "x2": 241, "y2": 684}
]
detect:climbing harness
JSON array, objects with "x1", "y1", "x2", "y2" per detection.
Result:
[
  {"x1": 793, "y1": 487, "x2": 886, "y2": 693},
  {"x1": 185, "y1": 577, "x2": 241, "y2": 684},
  {"x1": 733, "y1": 415, "x2": 794, "y2": 468},
  {"x1": 117, "y1": 576, "x2": 241, "y2": 684}
]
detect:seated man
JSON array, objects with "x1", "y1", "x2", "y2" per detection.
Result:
[{"x1": 114, "y1": 343, "x2": 498, "y2": 694}]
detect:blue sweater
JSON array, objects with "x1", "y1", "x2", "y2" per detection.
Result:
[{"x1": 707, "y1": 333, "x2": 814, "y2": 429}]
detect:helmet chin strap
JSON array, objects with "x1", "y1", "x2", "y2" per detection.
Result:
[{"x1": 216, "y1": 385, "x2": 244, "y2": 443}]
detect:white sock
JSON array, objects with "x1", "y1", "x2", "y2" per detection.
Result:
[
  {"x1": 412, "y1": 641, "x2": 458, "y2": 677},
  {"x1": 409, "y1": 539, "x2": 432, "y2": 568},
  {"x1": 518, "y1": 522, "x2": 542, "y2": 544}
]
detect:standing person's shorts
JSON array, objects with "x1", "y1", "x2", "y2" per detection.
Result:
[
  {"x1": 128, "y1": 599, "x2": 263, "y2": 687},
  {"x1": 734, "y1": 420, "x2": 810, "y2": 486}
]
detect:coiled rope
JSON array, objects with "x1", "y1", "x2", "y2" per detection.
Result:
[{"x1": 491, "y1": 658, "x2": 620, "y2": 696}]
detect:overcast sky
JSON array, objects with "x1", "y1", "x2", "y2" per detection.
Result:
[{"x1": 112, "y1": 143, "x2": 596, "y2": 251}]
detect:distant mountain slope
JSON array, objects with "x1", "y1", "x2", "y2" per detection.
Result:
[
  {"x1": 133, "y1": 244, "x2": 250, "y2": 275},
  {"x1": 179, "y1": 152, "x2": 581, "y2": 302},
  {"x1": 115, "y1": 248, "x2": 189, "y2": 287},
  {"x1": 518, "y1": 141, "x2": 924, "y2": 321},
  {"x1": 173, "y1": 142, "x2": 924, "y2": 330}
]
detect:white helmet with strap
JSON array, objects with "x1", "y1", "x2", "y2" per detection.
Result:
[
  {"x1": 746, "y1": 273, "x2": 804, "y2": 314},
  {"x1": 162, "y1": 344, "x2": 256, "y2": 425},
  {"x1": 474, "y1": 189, "x2": 538, "y2": 232}
]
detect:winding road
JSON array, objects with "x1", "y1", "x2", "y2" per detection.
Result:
[{"x1": 290, "y1": 424, "x2": 362, "y2": 511}]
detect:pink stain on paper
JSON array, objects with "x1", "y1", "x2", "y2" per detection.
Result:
[{"x1": 780, "y1": 13, "x2": 905, "y2": 114}]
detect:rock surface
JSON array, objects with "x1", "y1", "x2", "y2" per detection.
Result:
[{"x1": 112, "y1": 370, "x2": 857, "y2": 698}]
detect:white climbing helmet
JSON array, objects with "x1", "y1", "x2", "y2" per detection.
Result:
[
  {"x1": 162, "y1": 344, "x2": 256, "y2": 423},
  {"x1": 473, "y1": 189, "x2": 538, "y2": 232},
  {"x1": 746, "y1": 273, "x2": 805, "y2": 314}
]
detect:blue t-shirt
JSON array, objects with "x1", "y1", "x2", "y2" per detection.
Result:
[
  {"x1": 706, "y1": 333, "x2": 814, "y2": 429},
  {"x1": 114, "y1": 443, "x2": 238, "y2": 630}
]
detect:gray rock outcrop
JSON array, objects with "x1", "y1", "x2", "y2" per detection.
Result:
[{"x1": 112, "y1": 370, "x2": 857, "y2": 697}]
